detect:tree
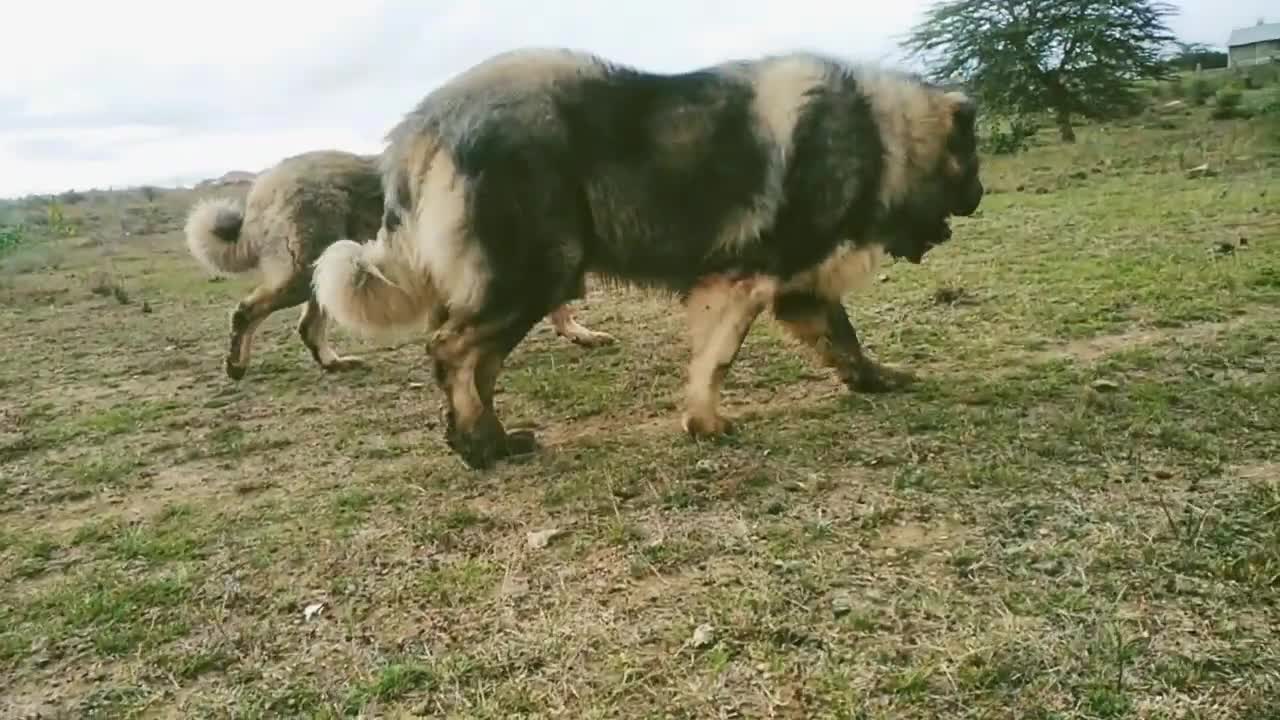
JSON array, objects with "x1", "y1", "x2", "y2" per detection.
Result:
[
  {"x1": 902, "y1": 0, "x2": 1178, "y2": 142},
  {"x1": 1165, "y1": 42, "x2": 1228, "y2": 72}
]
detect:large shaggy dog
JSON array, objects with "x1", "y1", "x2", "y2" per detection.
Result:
[
  {"x1": 184, "y1": 149, "x2": 614, "y2": 380},
  {"x1": 313, "y1": 48, "x2": 985, "y2": 469}
]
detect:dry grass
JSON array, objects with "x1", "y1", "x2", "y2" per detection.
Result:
[{"x1": 1, "y1": 108, "x2": 1279, "y2": 719}]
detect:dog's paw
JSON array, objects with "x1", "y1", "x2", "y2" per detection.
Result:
[
  {"x1": 323, "y1": 356, "x2": 367, "y2": 373},
  {"x1": 449, "y1": 433, "x2": 499, "y2": 470},
  {"x1": 681, "y1": 411, "x2": 735, "y2": 439},
  {"x1": 224, "y1": 357, "x2": 247, "y2": 381},
  {"x1": 851, "y1": 363, "x2": 916, "y2": 393},
  {"x1": 503, "y1": 429, "x2": 541, "y2": 458},
  {"x1": 568, "y1": 329, "x2": 617, "y2": 348},
  {"x1": 447, "y1": 412, "x2": 509, "y2": 470}
]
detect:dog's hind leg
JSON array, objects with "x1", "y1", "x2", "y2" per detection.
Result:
[
  {"x1": 681, "y1": 274, "x2": 775, "y2": 438},
  {"x1": 771, "y1": 292, "x2": 914, "y2": 393},
  {"x1": 547, "y1": 304, "x2": 615, "y2": 347},
  {"x1": 298, "y1": 298, "x2": 366, "y2": 373},
  {"x1": 431, "y1": 309, "x2": 542, "y2": 469},
  {"x1": 224, "y1": 275, "x2": 310, "y2": 380}
]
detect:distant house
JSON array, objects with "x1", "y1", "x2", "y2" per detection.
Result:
[{"x1": 1227, "y1": 20, "x2": 1280, "y2": 68}]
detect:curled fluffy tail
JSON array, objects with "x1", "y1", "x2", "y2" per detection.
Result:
[
  {"x1": 184, "y1": 197, "x2": 256, "y2": 275},
  {"x1": 312, "y1": 235, "x2": 438, "y2": 339}
]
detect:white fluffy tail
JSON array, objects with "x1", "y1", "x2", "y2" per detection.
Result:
[
  {"x1": 312, "y1": 235, "x2": 437, "y2": 339},
  {"x1": 184, "y1": 197, "x2": 256, "y2": 276}
]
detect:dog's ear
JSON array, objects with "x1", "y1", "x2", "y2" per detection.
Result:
[
  {"x1": 944, "y1": 91, "x2": 977, "y2": 133},
  {"x1": 943, "y1": 92, "x2": 978, "y2": 158}
]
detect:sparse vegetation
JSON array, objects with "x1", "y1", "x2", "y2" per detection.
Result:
[
  {"x1": 1212, "y1": 86, "x2": 1247, "y2": 120},
  {"x1": 86, "y1": 270, "x2": 131, "y2": 304},
  {"x1": 0, "y1": 223, "x2": 24, "y2": 256},
  {"x1": 1185, "y1": 73, "x2": 1214, "y2": 106},
  {"x1": 1, "y1": 92, "x2": 1278, "y2": 718},
  {"x1": 57, "y1": 190, "x2": 86, "y2": 206},
  {"x1": 44, "y1": 200, "x2": 78, "y2": 238},
  {"x1": 980, "y1": 115, "x2": 1039, "y2": 155}
]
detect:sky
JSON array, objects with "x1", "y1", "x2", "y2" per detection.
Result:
[{"x1": 0, "y1": 0, "x2": 1272, "y2": 198}]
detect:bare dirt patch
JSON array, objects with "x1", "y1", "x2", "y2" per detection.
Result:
[{"x1": 1021, "y1": 312, "x2": 1258, "y2": 366}]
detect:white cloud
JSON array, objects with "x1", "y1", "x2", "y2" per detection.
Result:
[
  {"x1": 0, "y1": 0, "x2": 1271, "y2": 197},
  {"x1": 1, "y1": 126, "x2": 380, "y2": 194}
]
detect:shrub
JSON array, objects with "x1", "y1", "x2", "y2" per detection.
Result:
[
  {"x1": 87, "y1": 270, "x2": 131, "y2": 304},
  {"x1": 981, "y1": 116, "x2": 1039, "y2": 155},
  {"x1": 1241, "y1": 63, "x2": 1280, "y2": 90},
  {"x1": 45, "y1": 201, "x2": 78, "y2": 238},
  {"x1": 1211, "y1": 87, "x2": 1247, "y2": 120},
  {"x1": 1186, "y1": 75, "x2": 1213, "y2": 106},
  {"x1": 0, "y1": 224, "x2": 23, "y2": 256}
]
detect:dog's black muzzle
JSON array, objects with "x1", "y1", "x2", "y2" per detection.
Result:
[{"x1": 953, "y1": 180, "x2": 983, "y2": 217}]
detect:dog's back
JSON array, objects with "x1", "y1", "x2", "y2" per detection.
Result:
[{"x1": 242, "y1": 150, "x2": 385, "y2": 274}]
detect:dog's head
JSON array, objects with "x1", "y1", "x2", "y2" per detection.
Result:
[
  {"x1": 939, "y1": 93, "x2": 984, "y2": 218},
  {"x1": 882, "y1": 91, "x2": 984, "y2": 264}
]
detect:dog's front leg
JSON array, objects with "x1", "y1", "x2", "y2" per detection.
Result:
[
  {"x1": 681, "y1": 275, "x2": 773, "y2": 437},
  {"x1": 772, "y1": 292, "x2": 914, "y2": 393}
]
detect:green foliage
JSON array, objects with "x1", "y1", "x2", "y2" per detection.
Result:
[
  {"x1": 1237, "y1": 63, "x2": 1280, "y2": 90},
  {"x1": 1211, "y1": 87, "x2": 1247, "y2": 120},
  {"x1": 1164, "y1": 42, "x2": 1228, "y2": 71},
  {"x1": 0, "y1": 223, "x2": 24, "y2": 256},
  {"x1": 1257, "y1": 93, "x2": 1280, "y2": 117},
  {"x1": 981, "y1": 116, "x2": 1039, "y2": 155},
  {"x1": 1185, "y1": 75, "x2": 1213, "y2": 106},
  {"x1": 903, "y1": 0, "x2": 1178, "y2": 142},
  {"x1": 45, "y1": 201, "x2": 78, "y2": 238}
]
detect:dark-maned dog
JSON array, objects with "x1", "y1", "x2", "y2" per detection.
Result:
[
  {"x1": 185, "y1": 149, "x2": 614, "y2": 380},
  {"x1": 312, "y1": 49, "x2": 984, "y2": 469}
]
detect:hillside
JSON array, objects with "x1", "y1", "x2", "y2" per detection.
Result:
[{"x1": 2, "y1": 95, "x2": 1279, "y2": 718}]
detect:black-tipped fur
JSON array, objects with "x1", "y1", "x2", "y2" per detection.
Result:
[{"x1": 341, "y1": 48, "x2": 986, "y2": 468}]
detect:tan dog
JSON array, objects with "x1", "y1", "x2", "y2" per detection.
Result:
[{"x1": 184, "y1": 150, "x2": 613, "y2": 380}]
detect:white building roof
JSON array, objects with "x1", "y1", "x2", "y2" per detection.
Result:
[{"x1": 1228, "y1": 22, "x2": 1280, "y2": 48}]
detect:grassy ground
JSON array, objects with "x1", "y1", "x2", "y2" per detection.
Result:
[{"x1": 1, "y1": 106, "x2": 1278, "y2": 719}]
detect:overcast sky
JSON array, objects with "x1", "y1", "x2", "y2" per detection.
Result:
[{"x1": 0, "y1": 0, "x2": 1271, "y2": 198}]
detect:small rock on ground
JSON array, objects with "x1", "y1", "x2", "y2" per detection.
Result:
[
  {"x1": 1089, "y1": 379, "x2": 1121, "y2": 393},
  {"x1": 691, "y1": 623, "x2": 716, "y2": 648},
  {"x1": 526, "y1": 528, "x2": 564, "y2": 550}
]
